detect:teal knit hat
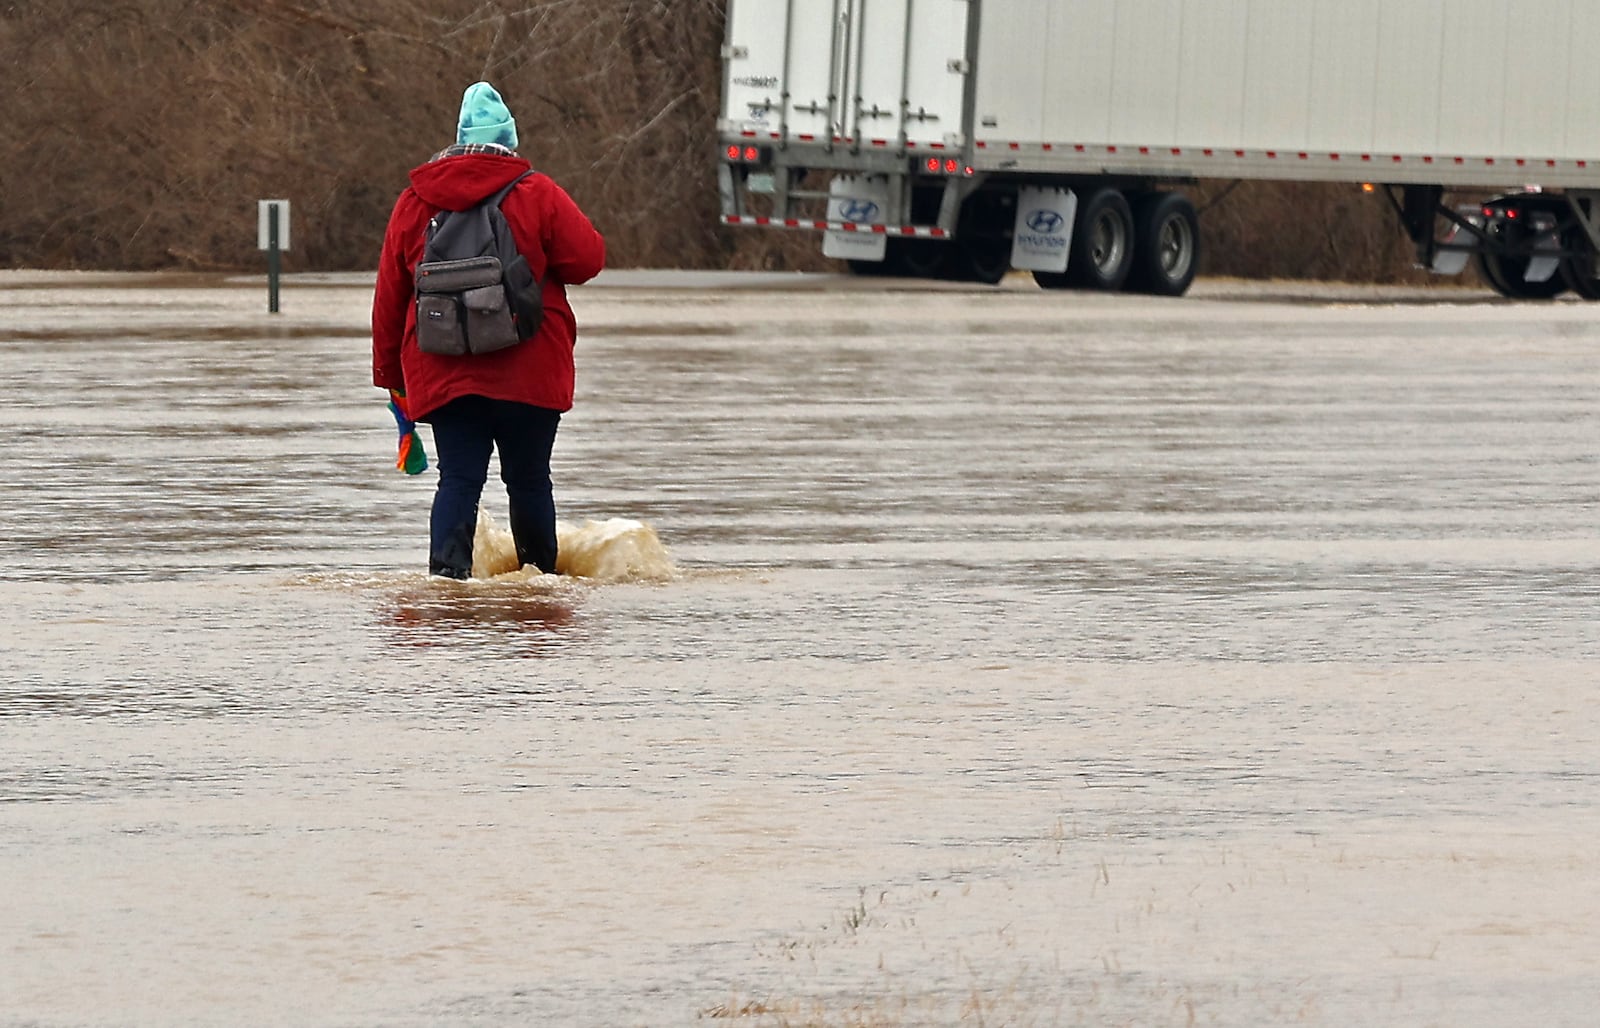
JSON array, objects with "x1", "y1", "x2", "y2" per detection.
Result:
[{"x1": 457, "y1": 81, "x2": 518, "y2": 150}]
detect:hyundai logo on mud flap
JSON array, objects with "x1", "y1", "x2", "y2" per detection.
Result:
[
  {"x1": 1025, "y1": 210, "x2": 1065, "y2": 235},
  {"x1": 1018, "y1": 208, "x2": 1068, "y2": 248},
  {"x1": 839, "y1": 199, "x2": 881, "y2": 223}
]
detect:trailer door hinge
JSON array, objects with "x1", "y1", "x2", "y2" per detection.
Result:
[{"x1": 722, "y1": 44, "x2": 748, "y2": 60}]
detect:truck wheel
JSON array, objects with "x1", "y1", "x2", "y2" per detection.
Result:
[
  {"x1": 1127, "y1": 192, "x2": 1200, "y2": 296},
  {"x1": 1067, "y1": 188, "x2": 1134, "y2": 290},
  {"x1": 1476, "y1": 251, "x2": 1566, "y2": 300},
  {"x1": 952, "y1": 190, "x2": 1014, "y2": 284},
  {"x1": 887, "y1": 237, "x2": 951, "y2": 278},
  {"x1": 958, "y1": 237, "x2": 1010, "y2": 284},
  {"x1": 1558, "y1": 229, "x2": 1600, "y2": 299},
  {"x1": 1560, "y1": 256, "x2": 1600, "y2": 299},
  {"x1": 847, "y1": 258, "x2": 891, "y2": 277}
]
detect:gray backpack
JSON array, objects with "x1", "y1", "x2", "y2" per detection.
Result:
[{"x1": 414, "y1": 171, "x2": 543, "y2": 356}]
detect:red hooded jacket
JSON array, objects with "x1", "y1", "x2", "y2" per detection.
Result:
[{"x1": 371, "y1": 152, "x2": 606, "y2": 419}]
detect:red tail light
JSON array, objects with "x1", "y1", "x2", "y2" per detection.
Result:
[
  {"x1": 921, "y1": 155, "x2": 976, "y2": 177},
  {"x1": 725, "y1": 143, "x2": 769, "y2": 164}
]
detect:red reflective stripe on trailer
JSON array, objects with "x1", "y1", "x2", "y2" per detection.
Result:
[
  {"x1": 785, "y1": 219, "x2": 802, "y2": 228},
  {"x1": 957, "y1": 139, "x2": 1580, "y2": 172},
  {"x1": 870, "y1": 224, "x2": 888, "y2": 234}
]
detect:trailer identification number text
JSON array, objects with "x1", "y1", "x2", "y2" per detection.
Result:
[{"x1": 733, "y1": 75, "x2": 779, "y2": 88}]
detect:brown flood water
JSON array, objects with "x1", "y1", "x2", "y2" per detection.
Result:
[{"x1": 1, "y1": 270, "x2": 1597, "y2": 1026}]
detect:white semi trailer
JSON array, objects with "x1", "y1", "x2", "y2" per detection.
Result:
[{"x1": 717, "y1": 0, "x2": 1600, "y2": 298}]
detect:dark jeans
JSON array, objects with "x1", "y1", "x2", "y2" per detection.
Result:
[{"x1": 426, "y1": 395, "x2": 562, "y2": 578}]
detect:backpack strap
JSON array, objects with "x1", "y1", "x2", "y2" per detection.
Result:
[
  {"x1": 421, "y1": 171, "x2": 535, "y2": 263},
  {"x1": 487, "y1": 171, "x2": 545, "y2": 340},
  {"x1": 487, "y1": 170, "x2": 534, "y2": 208}
]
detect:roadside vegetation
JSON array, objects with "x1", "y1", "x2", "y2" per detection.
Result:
[{"x1": 0, "y1": 1, "x2": 1433, "y2": 283}]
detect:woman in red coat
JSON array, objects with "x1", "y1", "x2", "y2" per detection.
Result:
[{"x1": 373, "y1": 81, "x2": 606, "y2": 578}]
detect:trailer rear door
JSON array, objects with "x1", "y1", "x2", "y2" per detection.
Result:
[{"x1": 722, "y1": 0, "x2": 970, "y2": 149}]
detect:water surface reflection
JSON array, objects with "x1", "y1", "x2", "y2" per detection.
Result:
[{"x1": 2, "y1": 274, "x2": 1597, "y2": 1026}]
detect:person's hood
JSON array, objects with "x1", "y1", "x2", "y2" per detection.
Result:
[{"x1": 408, "y1": 153, "x2": 532, "y2": 212}]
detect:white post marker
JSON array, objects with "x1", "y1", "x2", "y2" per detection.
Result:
[{"x1": 258, "y1": 199, "x2": 291, "y2": 313}]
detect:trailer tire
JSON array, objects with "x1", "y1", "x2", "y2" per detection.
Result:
[
  {"x1": 1558, "y1": 229, "x2": 1600, "y2": 299},
  {"x1": 1560, "y1": 257, "x2": 1600, "y2": 299},
  {"x1": 1127, "y1": 192, "x2": 1200, "y2": 296},
  {"x1": 888, "y1": 237, "x2": 952, "y2": 278},
  {"x1": 1067, "y1": 188, "x2": 1134, "y2": 291},
  {"x1": 958, "y1": 237, "x2": 1010, "y2": 284},
  {"x1": 949, "y1": 190, "x2": 1015, "y2": 284}
]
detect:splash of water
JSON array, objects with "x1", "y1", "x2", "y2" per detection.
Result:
[{"x1": 470, "y1": 508, "x2": 676, "y2": 582}]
